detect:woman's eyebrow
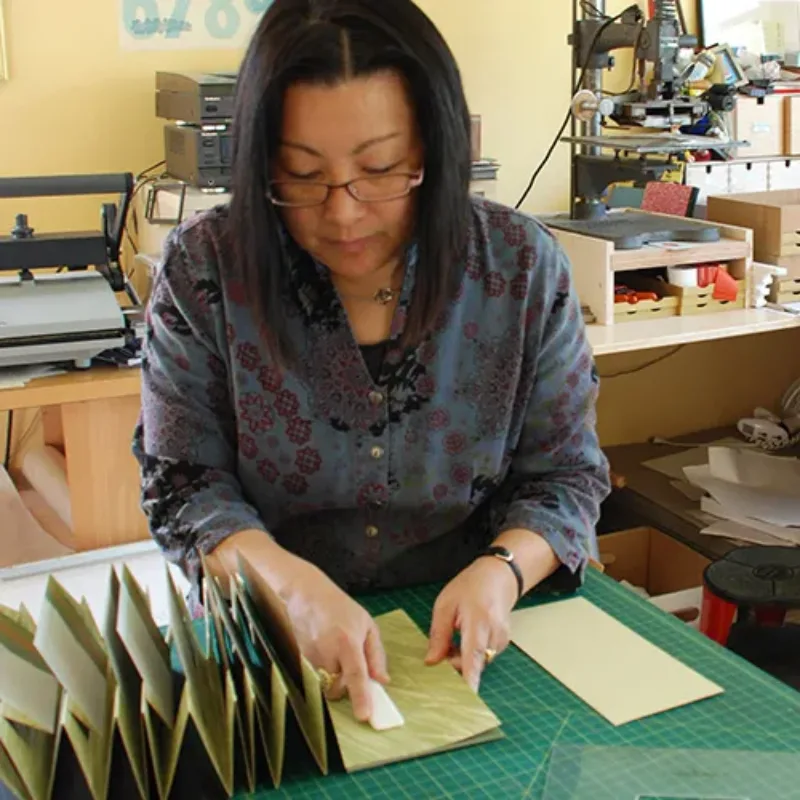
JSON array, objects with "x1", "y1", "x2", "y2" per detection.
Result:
[{"x1": 279, "y1": 132, "x2": 401, "y2": 158}]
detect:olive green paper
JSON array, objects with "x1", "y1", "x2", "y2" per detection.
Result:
[{"x1": 327, "y1": 609, "x2": 502, "y2": 772}]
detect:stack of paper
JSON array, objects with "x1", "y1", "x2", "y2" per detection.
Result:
[
  {"x1": 683, "y1": 447, "x2": 800, "y2": 547},
  {"x1": 0, "y1": 557, "x2": 501, "y2": 799}
]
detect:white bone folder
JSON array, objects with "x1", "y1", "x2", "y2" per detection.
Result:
[{"x1": 367, "y1": 679, "x2": 405, "y2": 731}]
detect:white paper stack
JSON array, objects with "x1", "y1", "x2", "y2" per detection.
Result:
[{"x1": 682, "y1": 447, "x2": 800, "y2": 547}]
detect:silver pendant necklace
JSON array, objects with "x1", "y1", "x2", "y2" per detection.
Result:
[{"x1": 373, "y1": 287, "x2": 399, "y2": 305}]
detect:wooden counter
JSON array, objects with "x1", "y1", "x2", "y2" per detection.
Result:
[
  {"x1": 2, "y1": 367, "x2": 147, "y2": 553},
  {"x1": 0, "y1": 367, "x2": 140, "y2": 411},
  {"x1": 5, "y1": 318, "x2": 798, "y2": 563}
]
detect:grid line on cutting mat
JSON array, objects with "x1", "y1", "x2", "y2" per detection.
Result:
[{"x1": 243, "y1": 569, "x2": 800, "y2": 799}]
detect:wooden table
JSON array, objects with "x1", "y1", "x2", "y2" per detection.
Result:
[
  {"x1": 604, "y1": 428, "x2": 800, "y2": 561},
  {"x1": 1, "y1": 367, "x2": 147, "y2": 552}
]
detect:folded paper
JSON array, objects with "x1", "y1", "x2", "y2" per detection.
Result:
[{"x1": 0, "y1": 559, "x2": 501, "y2": 799}]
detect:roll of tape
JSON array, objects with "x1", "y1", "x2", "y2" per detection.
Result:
[{"x1": 667, "y1": 267, "x2": 698, "y2": 287}]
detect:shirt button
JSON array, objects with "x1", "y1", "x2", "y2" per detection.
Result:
[
  {"x1": 369, "y1": 391, "x2": 385, "y2": 406},
  {"x1": 365, "y1": 525, "x2": 379, "y2": 538},
  {"x1": 370, "y1": 445, "x2": 384, "y2": 459}
]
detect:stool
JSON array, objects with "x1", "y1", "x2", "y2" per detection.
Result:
[{"x1": 700, "y1": 546, "x2": 800, "y2": 646}]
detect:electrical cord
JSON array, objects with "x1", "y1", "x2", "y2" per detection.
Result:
[
  {"x1": 124, "y1": 175, "x2": 162, "y2": 257},
  {"x1": 3, "y1": 409, "x2": 42, "y2": 472},
  {"x1": 597, "y1": 345, "x2": 685, "y2": 379},
  {"x1": 3, "y1": 411, "x2": 13, "y2": 471},
  {"x1": 602, "y1": 24, "x2": 644, "y2": 97},
  {"x1": 782, "y1": 377, "x2": 800, "y2": 418},
  {"x1": 136, "y1": 160, "x2": 166, "y2": 182},
  {"x1": 515, "y1": 6, "x2": 635, "y2": 209},
  {"x1": 121, "y1": 160, "x2": 167, "y2": 258},
  {"x1": 579, "y1": 0, "x2": 603, "y2": 18}
]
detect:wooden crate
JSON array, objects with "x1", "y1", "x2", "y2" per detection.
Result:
[
  {"x1": 624, "y1": 269, "x2": 747, "y2": 317},
  {"x1": 771, "y1": 277, "x2": 800, "y2": 304},
  {"x1": 614, "y1": 295, "x2": 679, "y2": 323},
  {"x1": 771, "y1": 254, "x2": 800, "y2": 280},
  {"x1": 551, "y1": 211, "x2": 752, "y2": 326},
  {"x1": 708, "y1": 190, "x2": 800, "y2": 263},
  {"x1": 661, "y1": 279, "x2": 747, "y2": 315}
]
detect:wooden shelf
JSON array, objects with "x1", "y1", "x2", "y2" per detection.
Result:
[
  {"x1": 0, "y1": 367, "x2": 140, "y2": 412},
  {"x1": 587, "y1": 308, "x2": 800, "y2": 356},
  {"x1": 611, "y1": 239, "x2": 749, "y2": 271}
]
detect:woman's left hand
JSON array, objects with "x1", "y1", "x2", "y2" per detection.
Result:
[{"x1": 425, "y1": 556, "x2": 519, "y2": 692}]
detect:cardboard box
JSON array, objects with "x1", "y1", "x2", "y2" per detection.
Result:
[
  {"x1": 733, "y1": 95, "x2": 784, "y2": 158},
  {"x1": 785, "y1": 96, "x2": 800, "y2": 156},
  {"x1": 599, "y1": 527, "x2": 710, "y2": 626},
  {"x1": 707, "y1": 190, "x2": 800, "y2": 272},
  {"x1": 470, "y1": 115, "x2": 482, "y2": 163}
]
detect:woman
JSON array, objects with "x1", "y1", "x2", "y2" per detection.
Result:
[{"x1": 133, "y1": 0, "x2": 610, "y2": 722}]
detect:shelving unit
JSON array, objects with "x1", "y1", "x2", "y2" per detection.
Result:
[
  {"x1": 543, "y1": 210, "x2": 799, "y2": 355},
  {"x1": 552, "y1": 212, "x2": 753, "y2": 328},
  {"x1": 586, "y1": 307, "x2": 800, "y2": 356}
]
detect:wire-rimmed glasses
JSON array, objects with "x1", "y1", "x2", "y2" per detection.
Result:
[{"x1": 267, "y1": 169, "x2": 424, "y2": 208}]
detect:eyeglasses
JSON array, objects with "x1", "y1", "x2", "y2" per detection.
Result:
[{"x1": 267, "y1": 170, "x2": 424, "y2": 208}]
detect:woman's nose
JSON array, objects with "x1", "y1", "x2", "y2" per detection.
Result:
[{"x1": 322, "y1": 183, "x2": 366, "y2": 226}]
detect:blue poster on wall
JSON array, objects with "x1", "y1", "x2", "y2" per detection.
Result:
[{"x1": 119, "y1": 0, "x2": 272, "y2": 50}]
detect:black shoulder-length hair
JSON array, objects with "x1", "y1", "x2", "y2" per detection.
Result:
[{"x1": 229, "y1": 0, "x2": 473, "y2": 365}]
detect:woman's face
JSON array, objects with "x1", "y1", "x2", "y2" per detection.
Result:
[{"x1": 274, "y1": 70, "x2": 423, "y2": 281}]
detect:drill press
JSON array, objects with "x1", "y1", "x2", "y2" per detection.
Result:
[{"x1": 547, "y1": 0, "x2": 745, "y2": 242}]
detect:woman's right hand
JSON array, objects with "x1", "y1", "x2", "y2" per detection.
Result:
[
  {"x1": 207, "y1": 529, "x2": 389, "y2": 721},
  {"x1": 279, "y1": 555, "x2": 390, "y2": 720}
]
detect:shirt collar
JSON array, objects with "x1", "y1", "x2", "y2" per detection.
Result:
[{"x1": 285, "y1": 232, "x2": 418, "y2": 341}]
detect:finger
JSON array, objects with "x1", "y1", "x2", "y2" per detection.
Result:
[
  {"x1": 316, "y1": 659, "x2": 345, "y2": 700},
  {"x1": 339, "y1": 639, "x2": 373, "y2": 722},
  {"x1": 364, "y1": 625, "x2": 390, "y2": 684},
  {"x1": 459, "y1": 615, "x2": 491, "y2": 693},
  {"x1": 448, "y1": 650, "x2": 463, "y2": 672},
  {"x1": 493, "y1": 621, "x2": 511, "y2": 656},
  {"x1": 326, "y1": 676, "x2": 346, "y2": 701},
  {"x1": 425, "y1": 597, "x2": 457, "y2": 665},
  {"x1": 452, "y1": 619, "x2": 510, "y2": 674}
]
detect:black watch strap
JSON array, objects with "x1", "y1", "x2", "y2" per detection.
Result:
[{"x1": 480, "y1": 545, "x2": 524, "y2": 601}]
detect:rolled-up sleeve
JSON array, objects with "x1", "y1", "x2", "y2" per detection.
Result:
[
  {"x1": 498, "y1": 234, "x2": 611, "y2": 591},
  {"x1": 132, "y1": 228, "x2": 267, "y2": 583}
]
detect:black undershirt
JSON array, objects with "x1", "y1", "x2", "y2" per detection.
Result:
[{"x1": 360, "y1": 341, "x2": 389, "y2": 384}]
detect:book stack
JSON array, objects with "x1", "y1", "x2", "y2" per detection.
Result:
[{"x1": 0, "y1": 555, "x2": 502, "y2": 799}]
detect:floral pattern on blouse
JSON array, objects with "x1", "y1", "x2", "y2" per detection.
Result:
[{"x1": 133, "y1": 196, "x2": 611, "y2": 596}]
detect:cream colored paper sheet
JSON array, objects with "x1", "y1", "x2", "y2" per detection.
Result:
[{"x1": 510, "y1": 597, "x2": 724, "y2": 726}]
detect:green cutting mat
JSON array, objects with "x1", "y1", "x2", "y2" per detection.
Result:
[{"x1": 241, "y1": 569, "x2": 800, "y2": 799}]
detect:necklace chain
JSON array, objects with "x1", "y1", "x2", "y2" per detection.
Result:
[{"x1": 337, "y1": 285, "x2": 402, "y2": 305}]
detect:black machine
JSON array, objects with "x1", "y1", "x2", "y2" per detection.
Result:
[
  {"x1": 0, "y1": 174, "x2": 135, "y2": 368},
  {"x1": 156, "y1": 71, "x2": 236, "y2": 190},
  {"x1": 550, "y1": 0, "x2": 747, "y2": 241}
]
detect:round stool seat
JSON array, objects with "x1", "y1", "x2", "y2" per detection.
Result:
[{"x1": 704, "y1": 546, "x2": 800, "y2": 608}]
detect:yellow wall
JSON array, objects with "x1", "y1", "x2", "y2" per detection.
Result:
[
  {"x1": 0, "y1": 0, "x2": 581, "y2": 235},
  {"x1": 0, "y1": 0, "x2": 699, "y2": 231}
]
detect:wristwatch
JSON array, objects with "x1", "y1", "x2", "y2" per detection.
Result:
[{"x1": 480, "y1": 545, "x2": 524, "y2": 601}]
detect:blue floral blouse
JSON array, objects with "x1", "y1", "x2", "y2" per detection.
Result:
[{"x1": 132, "y1": 196, "x2": 610, "y2": 595}]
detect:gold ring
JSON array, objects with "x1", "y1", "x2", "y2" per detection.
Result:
[
  {"x1": 484, "y1": 648, "x2": 497, "y2": 665},
  {"x1": 317, "y1": 668, "x2": 339, "y2": 693}
]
